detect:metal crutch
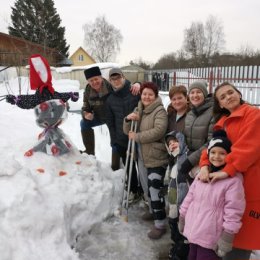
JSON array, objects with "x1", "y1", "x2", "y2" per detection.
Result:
[
  {"x1": 120, "y1": 120, "x2": 137, "y2": 222},
  {"x1": 119, "y1": 120, "x2": 134, "y2": 216}
]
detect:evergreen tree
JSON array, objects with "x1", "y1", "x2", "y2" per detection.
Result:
[{"x1": 8, "y1": 0, "x2": 69, "y2": 57}]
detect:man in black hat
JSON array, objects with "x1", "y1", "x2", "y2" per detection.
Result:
[{"x1": 80, "y1": 66, "x2": 140, "y2": 156}]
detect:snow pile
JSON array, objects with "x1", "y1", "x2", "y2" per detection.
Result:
[
  {"x1": 0, "y1": 78, "x2": 123, "y2": 260},
  {"x1": 0, "y1": 150, "x2": 122, "y2": 260}
]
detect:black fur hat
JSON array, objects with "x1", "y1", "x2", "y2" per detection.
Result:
[{"x1": 84, "y1": 66, "x2": 102, "y2": 80}]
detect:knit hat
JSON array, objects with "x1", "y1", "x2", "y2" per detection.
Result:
[
  {"x1": 109, "y1": 68, "x2": 123, "y2": 77},
  {"x1": 84, "y1": 66, "x2": 102, "y2": 80},
  {"x1": 207, "y1": 130, "x2": 232, "y2": 154},
  {"x1": 189, "y1": 80, "x2": 208, "y2": 98}
]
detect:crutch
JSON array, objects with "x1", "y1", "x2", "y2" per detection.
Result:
[{"x1": 120, "y1": 120, "x2": 137, "y2": 222}]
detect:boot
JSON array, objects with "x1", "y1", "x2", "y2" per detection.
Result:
[
  {"x1": 111, "y1": 151, "x2": 120, "y2": 171},
  {"x1": 141, "y1": 211, "x2": 153, "y2": 221},
  {"x1": 169, "y1": 217, "x2": 185, "y2": 243},
  {"x1": 147, "y1": 226, "x2": 166, "y2": 240},
  {"x1": 174, "y1": 240, "x2": 189, "y2": 260},
  {"x1": 81, "y1": 129, "x2": 95, "y2": 155}
]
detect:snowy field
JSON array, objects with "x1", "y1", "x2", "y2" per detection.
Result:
[
  {"x1": 0, "y1": 76, "x2": 258, "y2": 260},
  {"x1": 0, "y1": 77, "x2": 172, "y2": 260}
]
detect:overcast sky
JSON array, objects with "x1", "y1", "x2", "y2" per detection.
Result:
[{"x1": 1, "y1": 0, "x2": 260, "y2": 65}]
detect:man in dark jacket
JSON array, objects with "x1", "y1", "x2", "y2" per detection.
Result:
[
  {"x1": 81, "y1": 66, "x2": 111, "y2": 155},
  {"x1": 80, "y1": 66, "x2": 139, "y2": 156},
  {"x1": 106, "y1": 68, "x2": 141, "y2": 199}
]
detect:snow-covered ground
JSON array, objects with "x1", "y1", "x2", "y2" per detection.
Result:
[
  {"x1": 0, "y1": 75, "x2": 258, "y2": 260},
  {"x1": 0, "y1": 76, "x2": 172, "y2": 260}
]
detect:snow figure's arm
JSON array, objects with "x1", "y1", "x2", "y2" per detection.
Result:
[
  {"x1": 53, "y1": 91, "x2": 79, "y2": 103},
  {"x1": 6, "y1": 94, "x2": 38, "y2": 109},
  {"x1": 6, "y1": 95, "x2": 17, "y2": 105},
  {"x1": 6, "y1": 91, "x2": 78, "y2": 109}
]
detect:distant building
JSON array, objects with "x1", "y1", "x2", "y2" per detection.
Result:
[
  {"x1": 121, "y1": 65, "x2": 145, "y2": 83},
  {"x1": 0, "y1": 32, "x2": 64, "y2": 66},
  {"x1": 69, "y1": 47, "x2": 95, "y2": 66}
]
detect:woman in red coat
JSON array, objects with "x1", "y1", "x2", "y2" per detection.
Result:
[{"x1": 199, "y1": 82, "x2": 260, "y2": 260}]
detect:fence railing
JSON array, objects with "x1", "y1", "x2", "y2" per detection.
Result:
[{"x1": 145, "y1": 66, "x2": 260, "y2": 106}]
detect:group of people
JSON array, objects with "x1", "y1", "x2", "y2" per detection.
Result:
[{"x1": 80, "y1": 66, "x2": 260, "y2": 260}]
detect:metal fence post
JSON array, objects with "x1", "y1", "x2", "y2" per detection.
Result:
[
  {"x1": 173, "y1": 71, "x2": 176, "y2": 86},
  {"x1": 209, "y1": 70, "x2": 213, "y2": 94}
]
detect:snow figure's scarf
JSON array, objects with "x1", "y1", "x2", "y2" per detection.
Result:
[
  {"x1": 6, "y1": 54, "x2": 79, "y2": 109},
  {"x1": 25, "y1": 99, "x2": 72, "y2": 156}
]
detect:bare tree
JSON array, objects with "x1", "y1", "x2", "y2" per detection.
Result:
[
  {"x1": 129, "y1": 57, "x2": 152, "y2": 70},
  {"x1": 204, "y1": 15, "x2": 225, "y2": 58},
  {"x1": 83, "y1": 15, "x2": 123, "y2": 62},
  {"x1": 238, "y1": 44, "x2": 255, "y2": 58},
  {"x1": 183, "y1": 15, "x2": 225, "y2": 66},
  {"x1": 183, "y1": 22, "x2": 205, "y2": 60},
  {"x1": 153, "y1": 52, "x2": 177, "y2": 69}
]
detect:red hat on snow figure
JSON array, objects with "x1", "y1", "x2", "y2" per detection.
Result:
[
  {"x1": 29, "y1": 54, "x2": 54, "y2": 95},
  {"x1": 6, "y1": 54, "x2": 79, "y2": 109}
]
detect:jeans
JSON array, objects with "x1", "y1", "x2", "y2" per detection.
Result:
[{"x1": 80, "y1": 117, "x2": 103, "y2": 131}]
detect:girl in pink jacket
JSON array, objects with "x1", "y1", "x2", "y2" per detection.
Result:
[{"x1": 179, "y1": 130, "x2": 245, "y2": 260}]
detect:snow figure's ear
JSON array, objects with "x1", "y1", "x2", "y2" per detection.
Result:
[{"x1": 29, "y1": 54, "x2": 54, "y2": 94}]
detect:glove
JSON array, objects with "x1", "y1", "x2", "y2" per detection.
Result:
[
  {"x1": 6, "y1": 95, "x2": 16, "y2": 105},
  {"x1": 216, "y1": 231, "x2": 234, "y2": 257},
  {"x1": 178, "y1": 216, "x2": 185, "y2": 234},
  {"x1": 179, "y1": 159, "x2": 193, "y2": 176},
  {"x1": 70, "y1": 92, "x2": 79, "y2": 102}
]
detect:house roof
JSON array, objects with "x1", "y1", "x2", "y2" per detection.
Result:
[
  {"x1": 0, "y1": 32, "x2": 64, "y2": 66},
  {"x1": 0, "y1": 32, "x2": 57, "y2": 53},
  {"x1": 120, "y1": 65, "x2": 145, "y2": 72},
  {"x1": 69, "y1": 47, "x2": 95, "y2": 63}
]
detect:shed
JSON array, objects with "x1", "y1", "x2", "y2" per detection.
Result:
[{"x1": 120, "y1": 65, "x2": 145, "y2": 83}]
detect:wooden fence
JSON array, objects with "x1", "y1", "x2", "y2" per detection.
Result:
[{"x1": 145, "y1": 66, "x2": 260, "y2": 106}]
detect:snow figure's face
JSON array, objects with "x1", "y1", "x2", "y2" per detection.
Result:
[{"x1": 34, "y1": 100, "x2": 67, "y2": 128}]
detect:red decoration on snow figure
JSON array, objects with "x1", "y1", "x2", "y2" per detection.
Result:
[
  {"x1": 39, "y1": 102, "x2": 49, "y2": 111},
  {"x1": 29, "y1": 54, "x2": 54, "y2": 95}
]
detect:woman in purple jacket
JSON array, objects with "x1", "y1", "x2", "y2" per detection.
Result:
[{"x1": 178, "y1": 130, "x2": 245, "y2": 260}]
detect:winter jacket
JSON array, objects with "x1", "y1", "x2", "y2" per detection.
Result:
[
  {"x1": 81, "y1": 78, "x2": 112, "y2": 123},
  {"x1": 184, "y1": 96, "x2": 215, "y2": 166},
  {"x1": 200, "y1": 103, "x2": 260, "y2": 250},
  {"x1": 105, "y1": 80, "x2": 140, "y2": 148},
  {"x1": 165, "y1": 131, "x2": 190, "y2": 219},
  {"x1": 123, "y1": 97, "x2": 168, "y2": 168},
  {"x1": 180, "y1": 173, "x2": 245, "y2": 250},
  {"x1": 167, "y1": 104, "x2": 189, "y2": 133}
]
